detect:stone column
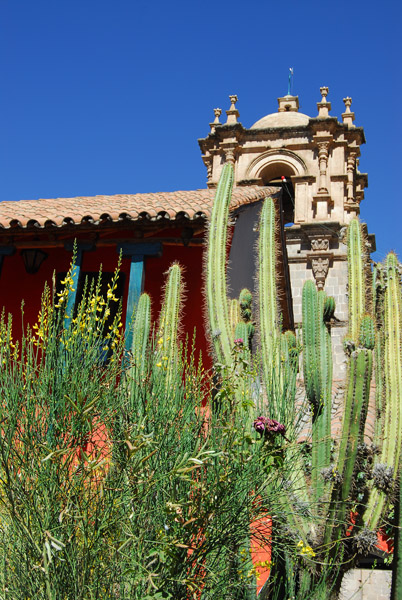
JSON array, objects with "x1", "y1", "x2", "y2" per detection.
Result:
[
  {"x1": 224, "y1": 146, "x2": 236, "y2": 165},
  {"x1": 318, "y1": 141, "x2": 330, "y2": 194},
  {"x1": 346, "y1": 151, "x2": 357, "y2": 203}
]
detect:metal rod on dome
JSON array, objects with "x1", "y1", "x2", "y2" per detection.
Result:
[{"x1": 288, "y1": 67, "x2": 294, "y2": 95}]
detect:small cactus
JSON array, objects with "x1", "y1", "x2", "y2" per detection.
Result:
[
  {"x1": 358, "y1": 314, "x2": 375, "y2": 350},
  {"x1": 323, "y1": 296, "x2": 336, "y2": 322},
  {"x1": 239, "y1": 288, "x2": 253, "y2": 322}
]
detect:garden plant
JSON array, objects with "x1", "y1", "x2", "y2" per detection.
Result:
[
  {"x1": 0, "y1": 252, "x2": 298, "y2": 599},
  {"x1": 205, "y1": 163, "x2": 402, "y2": 599},
  {"x1": 0, "y1": 162, "x2": 400, "y2": 600}
]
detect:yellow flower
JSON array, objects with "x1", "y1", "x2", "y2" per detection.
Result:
[
  {"x1": 297, "y1": 540, "x2": 315, "y2": 558},
  {"x1": 156, "y1": 362, "x2": 162, "y2": 368}
]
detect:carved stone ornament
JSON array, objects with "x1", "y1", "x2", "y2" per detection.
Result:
[
  {"x1": 225, "y1": 148, "x2": 236, "y2": 165},
  {"x1": 317, "y1": 141, "x2": 329, "y2": 193},
  {"x1": 346, "y1": 151, "x2": 357, "y2": 202},
  {"x1": 213, "y1": 108, "x2": 222, "y2": 122},
  {"x1": 311, "y1": 257, "x2": 330, "y2": 290},
  {"x1": 202, "y1": 156, "x2": 213, "y2": 180},
  {"x1": 311, "y1": 238, "x2": 330, "y2": 251},
  {"x1": 226, "y1": 94, "x2": 239, "y2": 124},
  {"x1": 339, "y1": 227, "x2": 347, "y2": 242}
]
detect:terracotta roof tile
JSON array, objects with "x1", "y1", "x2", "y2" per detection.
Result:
[{"x1": 0, "y1": 187, "x2": 278, "y2": 230}]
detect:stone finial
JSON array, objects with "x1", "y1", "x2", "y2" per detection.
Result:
[
  {"x1": 226, "y1": 94, "x2": 239, "y2": 124},
  {"x1": 342, "y1": 97, "x2": 355, "y2": 127},
  {"x1": 343, "y1": 96, "x2": 352, "y2": 111},
  {"x1": 278, "y1": 95, "x2": 299, "y2": 112},
  {"x1": 320, "y1": 86, "x2": 329, "y2": 100},
  {"x1": 210, "y1": 108, "x2": 222, "y2": 132},
  {"x1": 213, "y1": 108, "x2": 222, "y2": 124},
  {"x1": 317, "y1": 86, "x2": 331, "y2": 118},
  {"x1": 229, "y1": 95, "x2": 238, "y2": 109}
]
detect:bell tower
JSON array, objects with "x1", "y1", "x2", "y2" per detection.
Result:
[{"x1": 199, "y1": 88, "x2": 374, "y2": 376}]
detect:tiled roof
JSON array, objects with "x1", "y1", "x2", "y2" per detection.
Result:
[{"x1": 0, "y1": 186, "x2": 278, "y2": 230}]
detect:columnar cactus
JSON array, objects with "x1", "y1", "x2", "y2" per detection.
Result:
[
  {"x1": 229, "y1": 298, "x2": 241, "y2": 336},
  {"x1": 239, "y1": 288, "x2": 255, "y2": 346},
  {"x1": 302, "y1": 282, "x2": 333, "y2": 501},
  {"x1": 364, "y1": 252, "x2": 402, "y2": 530},
  {"x1": 129, "y1": 292, "x2": 151, "y2": 380},
  {"x1": 156, "y1": 263, "x2": 183, "y2": 385},
  {"x1": 372, "y1": 264, "x2": 385, "y2": 442},
  {"x1": 205, "y1": 165, "x2": 402, "y2": 597},
  {"x1": 391, "y1": 469, "x2": 402, "y2": 599},
  {"x1": 258, "y1": 198, "x2": 281, "y2": 390},
  {"x1": 206, "y1": 163, "x2": 234, "y2": 366},
  {"x1": 347, "y1": 218, "x2": 366, "y2": 341},
  {"x1": 325, "y1": 334, "x2": 373, "y2": 546},
  {"x1": 234, "y1": 321, "x2": 250, "y2": 362}
]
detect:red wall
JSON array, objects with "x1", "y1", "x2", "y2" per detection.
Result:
[
  {"x1": 0, "y1": 247, "x2": 73, "y2": 341},
  {"x1": 144, "y1": 244, "x2": 210, "y2": 368},
  {"x1": 0, "y1": 240, "x2": 211, "y2": 369}
]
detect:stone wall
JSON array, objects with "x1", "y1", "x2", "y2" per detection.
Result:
[
  {"x1": 340, "y1": 569, "x2": 391, "y2": 600},
  {"x1": 286, "y1": 223, "x2": 349, "y2": 380}
]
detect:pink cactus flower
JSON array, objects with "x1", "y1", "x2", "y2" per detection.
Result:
[{"x1": 253, "y1": 416, "x2": 286, "y2": 438}]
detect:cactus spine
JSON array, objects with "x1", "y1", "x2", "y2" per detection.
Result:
[
  {"x1": 239, "y1": 288, "x2": 255, "y2": 345},
  {"x1": 259, "y1": 198, "x2": 281, "y2": 389},
  {"x1": 206, "y1": 163, "x2": 234, "y2": 365},
  {"x1": 129, "y1": 292, "x2": 151, "y2": 379},
  {"x1": 391, "y1": 469, "x2": 402, "y2": 599},
  {"x1": 347, "y1": 218, "x2": 366, "y2": 341},
  {"x1": 358, "y1": 314, "x2": 375, "y2": 350},
  {"x1": 373, "y1": 264, "x2": 385, "y2": 441},
  {"x1": 365, "y1": 252, "x2": 402, "y2": 529},
  {"x1": 302, "y1": 281, "x2": 333, "y2": 501},
  {"x1": 229, "y1": 298, "x2": 241, "y2": 336},
  {"x1": 156, "y1": 264, "x2": 183, "y2": 385},
  {"x1": 326, "y1": 341, "x2": 373, "y2": 545},
  {"x1": 239, "y1": 288, "x2": 253, "y2": 322},
  {"x1": 234, "y1": 321, "x2": 250, "y2": 362}
]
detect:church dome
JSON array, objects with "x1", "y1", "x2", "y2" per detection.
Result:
[{"x1": 250, "y1": 110, "x2": 310, "y2": 129}]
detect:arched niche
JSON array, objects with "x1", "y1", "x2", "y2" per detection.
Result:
[{"x1": 246, "y1": 150, "x2": 307, "y2": 225}]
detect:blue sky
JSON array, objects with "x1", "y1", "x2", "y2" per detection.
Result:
[{"x1": 0, "y1": 0, "x2": 401, "y2": 261}]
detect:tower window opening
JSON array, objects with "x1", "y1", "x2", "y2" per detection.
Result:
[{"x1": 260, "y1": 164, "x2": 296, "y2": 226}]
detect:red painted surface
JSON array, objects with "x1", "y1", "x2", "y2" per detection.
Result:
[
  {"x1": 0, "y1": 247, "x2": 72, "y2": 340},
  {"x1": 377, "y1": 528, "x2": 394, "y2": 554},
  {"x1": 250, "y1": 515, "x2": 272, "y2": 593},
  {"x1": 0, "y1": 238, "x2": 211, "y2": 369},
  {"x1": 144, "y1": 243, "x2": 211, "y2": 370},
  {"x1": 346, "y1": 511, "x2": 393, "y2": 555}
]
